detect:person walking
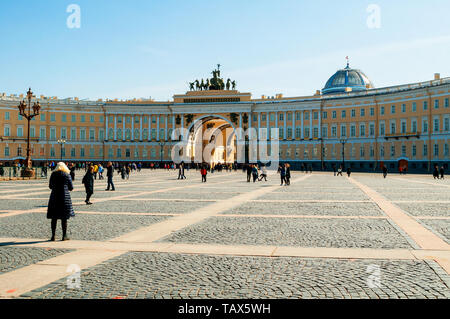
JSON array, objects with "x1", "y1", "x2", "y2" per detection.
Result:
[
  {"x1": 382, "y1": 165, "x2": 388, "y2": 179},
  {"x1": 258, "y1": 164, "x2": 268, "y2": 181},
  {"x1": 285, "y1": 163, "x2": 291, "y2": 185},
  {"x1": 440, "y1": 166, "x2": 445, "y2": 179},
  {"x1": 346, "y1": 167, "x2": 351, "y2": 177},
  {"x1": 178, "y1": 162, "x2": 186, "y2": 180},
  {"x1": 82, "y1": 166, "x2": 94, "y2": 205},
  {"x1": 252, "y1": 165, "x2": 259, "y2": 183},
  {"x1": 126, "y1": 165, "x2": 131, "y2": 180},
  {"x1": 47, "y1": 162, "x2": 74, "y2": 241},
  {"x1": 106, "y1": 162, "x2": 115, "y2": 191},
  {"x1": 98, "y1": 164, "x2": 104, "y2": 180},
  {"x1": 93, "y1": 164, "x2": 98, "y2": 180},
  {"x1": 69, "y1": 163, "x2": 75, "y2": 181},
  {"x1": 246, "y1": 164, "x2": 252, "y2": 182},
  {"x1": 337, "y1": 165, "x2": 343, "y2": 176},
  {"x1": 201, "y1": 164, "x2": 207, "y2": 183},
  {"x1": 333, "y1": 164, "x2": 337, "y2": 176},
  {"x1": 433, "y1": 165, "x2": 439, "y2": 179},
  {"x1": 278, "y1": 164, "x2": 286, "y2": 186}
]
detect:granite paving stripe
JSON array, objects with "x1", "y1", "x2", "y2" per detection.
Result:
[{"x1": 17, "y1": 252, "x2": 450, "y2": 299}]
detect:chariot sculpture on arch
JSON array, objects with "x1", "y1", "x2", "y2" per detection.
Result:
[{"x1": 188, "y1": 64, "x2": 237, "y2": 91}]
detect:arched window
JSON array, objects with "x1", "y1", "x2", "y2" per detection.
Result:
[{"x1": 117, "y1": 129, "x2": 123, "y2": 140}]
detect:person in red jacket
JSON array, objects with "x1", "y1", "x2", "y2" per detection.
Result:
[{"x1": 201, "y1": 164, "x2": 207, "y2": 183}]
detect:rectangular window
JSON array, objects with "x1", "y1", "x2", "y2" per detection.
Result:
[
  {"x1": 90, "y1": 148, "x2": 95, "y2": 158},
  {"x1": 351, "y1": 109, "x2": 355, "y2": 117},
  {"x1": 50, "y1": 128, "x2": 56, "y2": 140},
  {"x1": 99, "y1": 129, "x2": 104, "y2": 141},
  {"x1": 391, "y1": 105, "x2": 396, "y2": 114},
  {"x1": 360, "y1": 124, "x2": 365, "y2": 137},
  {"x1": 341, "y1": 110, "x2": 346, "y2": 118},
  {"x1": 287, "y1": 127, "x2": 292, "y2": 139},
  {"x1": 434, "y1": 144, "x2": 439, "y2": 156},
  {"x1": 5, "y1": 146, "x2": 10, "y2": 156},
  {"x1": 253, "y1": 114, "x2": 257, "y2": 122},
  {"x1": 90, "y1": 129, "x2": 95, "y2": 141},
  {"x1": 412, "y1": 102, "x2": 417, "y2": 112},
  {"x1": 340, "y1": 125, "x2": 346, "y2": 137},
  {"x1": 295, "y1": 127, "x2": 301, "y2": 138},
  {"x1": 380, "y1": 123, "x2": 385, "y2": 136},
  {"x1": 350, "y1": 125, "x2": 356, "y2": 137},
  {"x1": 81, "y1": 115, "x2": 85, "y2": 123},
  {"x1": 412, "y1": 144, "x2": 416, "y2": 157},
  {"x1": 30, "y1": 127, "x2": 35, "y2": 138},
  {"x1": 423, "y1": 101, "x2": 428, "y2": 110},
  {"x1": 126, "y1": 116, "x2": 131, "y2": 124},
  {"x1": 62, "y1": 114, "x2": 67, "y2": 122},
  {"x1": 434, "y1": 119, "x2": 439, "y2": 132},
  {"x1": 322, "y1": 112, "x2": 327, "y2": 119},
  {"x1": 4, "y1": 126, "x2": 10, "y2": 136},
  {"x1": 118, "y1": 116, "x2": 122, "y2": 123},
  {"x1": 279, "y1": 127, "x2": 284, "y2": 139},
  {"x1": 80, "y1": 129, "x2": 86, "y2": 140},
  {"x1": 270, "y1": 113, "x2": 275, "y2": 121},
  {"x1": 61, "y1": 128, "x2": 67, "y2": 139},
  {"x1": 313, "y1": 127, "x2": 318, "y2": 138},
  {"x1": 313, "y1": 112, "x2": 318, "y2": 120},
  {"x1": 360, "y1": 108, "x2": 365, "y2": 117},
  {"x1": 50, "y1": 114, "x2": 56, "y2": 122},
  {"x1": 370, "y1": 108, "x2": 374, "y2": 116},
  {"x1": 390, "y1": 145, "x2": 395, "y2": 157},
  {"x1": 401, "y1": 104, "x2": 406, "y2": 113},
  {"x1": 100, "y1": 116, "x2": 104, "y2": 123},
  {"x1": 423, "y1": 144, "x2": 428, "y2": 156},
  {"x1": 152, "y1": 116, "x2": 156, "y2": 123},
  {"x1": 434, "y1": 100, "x2": 439, "y2": 109},
  {"x1": 40, "y1": 114, "x2": 45, "y2": 121},
  {"x1": 305, "y1": 112, "x2": 309, "y2": 120},
  {"x1": 445, "y1": 98, "x2": 449, "y2": 108},
  {"x1": 17, "y1": 127, "x2": 23, "y2": 137},
  {"x1": 369, "y1": 124, "x2": 375, "y2": 136},
  {"x1": 391, "y1": 122, "x2": 396, "y2": 134},
  {"x1": 332, "y1": 126, "x2": 337, "y2": 137},
  {"x1": 5, "y1": 112, "x2": 10, "y2": 120},
  {"x1": 444, "y1": 118, "x2": 449, "y2": 131},
  {"x1": 322, "y1": 126, "x2": 327, "y2": 138},
  {"x1": 80, "y1": 148, "x2": 85, "y2": 157},
  {"x1": 401, "y1": 121, "x2": 406, "y2": 134},
  {"x1": 116, "y1": 148, "x2": 121, "y2": 158},
  {"x1": 423, "y1": 120, "x2": 428, "y2": 133},
  {"x1": 332, "y1": 111, "x2": 336, "y2": 119},
  {"x1": 71, "y1": 148, "x2": 76, "y2": 157},
  {"x1": 380, "y1": 106, "x2": 385, "y2": 115},
  {"x1": 40, "y1": 127, "x2": 46, "y2": 138},
  {"x1": 262, "y1": 114, "x2": 267, "y2": 121},
  {"x1": 402, "y1": 145, "x2": 406, "y2": 157},
  {"x1": 71, "y1": 115, "x2": 76, "y2": 122},
  {"x1": 304, "y1": 128, "x2": 309, "y2": 138},
  {"x1": 412, "y1": 120, "x2": 417, "y2": 133},
  {"x1": 90, "y1": 115, "x2": 95, "y2": 123}
]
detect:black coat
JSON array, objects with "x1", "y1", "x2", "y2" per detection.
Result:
[
  {"x1": 107, "y1": 165, "x2": 114, "y2": 177},
  {"x1": 82, "y1": 171, "x2": 94, "y2": 194},
  {"x1": 47, "y1": 170, "x2": 74, "y2": 220}
]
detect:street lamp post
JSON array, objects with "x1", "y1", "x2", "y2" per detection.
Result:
[
  {"x1": 58, "y1": 139, "x2": 66, "y2": 162},
  {"x1": 18, "y1": 88, "x2": 41, "y2": 177},
  {"x1": 340, "y1": 138, "x2": 347, "y2": 169}
]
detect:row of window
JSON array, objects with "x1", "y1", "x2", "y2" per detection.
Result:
[
  {"x1": 4, "y1": 143, "x2": 449, "y2": 159},
  {"x1": 4, "y1": 112, "x2": 105, "y2": 123}
]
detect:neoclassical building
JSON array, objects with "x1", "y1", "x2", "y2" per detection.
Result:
[{"x1": 1, "y1": 63, "x2": 449, "y2": 172}]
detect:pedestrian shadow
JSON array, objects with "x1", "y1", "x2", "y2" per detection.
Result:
[{"x1": 0, "y1": 240, "x2": 50, "y2": 247}]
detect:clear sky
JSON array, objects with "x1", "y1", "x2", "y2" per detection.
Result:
[{"x1": 0, "y1": 0, "x2": 449, "y2": 101}]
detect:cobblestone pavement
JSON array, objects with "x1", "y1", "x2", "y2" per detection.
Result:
[
  {"x1": 0, "y1": 170, "x2": 449, "y2": 299},
  {"x1": 19, "y1": 253, "x2": 450, "y2": 299},
  {"x1": 0, "y1": 247, "x2": 73, "y2": 274}
]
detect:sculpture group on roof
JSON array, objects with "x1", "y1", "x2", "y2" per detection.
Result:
[{"x1": 189, "y1": 64, "x2": 236, "y2": 91}]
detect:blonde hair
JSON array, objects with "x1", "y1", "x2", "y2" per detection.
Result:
[{"x1": 55, "y1": 162, "x2": 70, "y2": 174}]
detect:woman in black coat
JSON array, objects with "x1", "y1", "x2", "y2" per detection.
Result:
[
  {"x1": 47, "y1": 162, "x2": 74, "y2": 241},
  {"x1": 82, "y1": 166, "x2": 94, "y2": 205}
]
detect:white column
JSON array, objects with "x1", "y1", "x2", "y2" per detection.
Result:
[
  {"x1": 114, "y1": 115, "x2": 117, "y2": 140},
  {"x1": 131, "y1": 115, "x2": 134, "y2": 140},
  {"x1": 309, "y1": 110, "x2": 313, "y2": 139},
  {"x1": 105, "y1": 115, "x2": 109, "y2": 141},
  {"x1": 122, "y1": 115, "x2": 125, "y2": 141},
  {"x1": 172, "y1": 115, "x2": 175, "y2": 140},
  {"x1": 148, "y1": 115, "x2": 151, "y2": 141},
  {"x1": 181, "y1": 114, "x2": 184, "y2": 139},
  {"x1": 165, "y1": 115, "x2": 168, "y2": 141},
  {"x1": 257, "y1": 112, "x2": 261, "y2": 140},
  {"x1": 248, "y1": 112, "x2": 252, "y2": 139},
  {"x1": 283, "y1": 111, "x2": 287, "y2": 140},
  {"x1": 301, "y1": 111, "x2": 304, "y2": 139},
  {"x1": 292, "y1": 111, "x2": 295, "y2": 140},
  {"x1": 266, "y1": 112, "x2": 269, "y2": 141},
  {"x1": 318, "y1": 109, "x2": 322, "y2": 139},
  {"x1": 239, "y1": 113, "x2": 242, "y2": 140},
  {"x1": 139, "y1": 116, "x2": 143, "y2": 141},
  {"x1": 157, "y1": 115, "x2": 160, "y2": 141}
]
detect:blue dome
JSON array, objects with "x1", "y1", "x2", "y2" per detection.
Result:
[{"x1": 323, "y1": 63, "x2": 374, "y2": 95}]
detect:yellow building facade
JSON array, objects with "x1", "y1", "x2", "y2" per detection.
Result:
[{"x1": 1, "y1": 65, "x2": 449, "y2": 172}]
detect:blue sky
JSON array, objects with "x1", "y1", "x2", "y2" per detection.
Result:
[{"x1": 0, "y1": 0, "x2": 449, "y2": 101}]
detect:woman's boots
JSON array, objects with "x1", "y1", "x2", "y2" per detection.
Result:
[{"x1": 51, "y1": 219, "x2": 69, "y2": 241}]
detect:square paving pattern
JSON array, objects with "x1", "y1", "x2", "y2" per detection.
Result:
[{"x1": 0, "y1": 169, "x2": 449, "y2": 299}]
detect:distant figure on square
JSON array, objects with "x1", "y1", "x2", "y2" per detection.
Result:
[
  {"x1": 178, "y1": 162, "x2": 186, "y2": 180},
  {"x1": 332, "y1": 164, "x2": 337, "y2": 176},
  {"x1": 285, "y1": 163, "x2": 291, "y2": 185},
  {"x1": 440, "y1": 166, "x2": 445, "y2": 179},
  {"x1": 47, "y1": 162, "x2": 74, "y2": 241},
  {"x1": 278, "y1": 164, "x2": 286, "y2": 186},
  {"x1": 246, "y1": 164, "x2": 252, "y2": 182},
  {"x1": 69, "y1": 163, "x2": 75, "y2": 181},
  {"x1": 337, "y1": 165, "x2": 343, "y2": 176},
  {"x1": 433, "y1": 165, "x2": 439, "y2": 179},
  {"x1": 82, "y1": 165, "x2": 95, "y2": 205},
  {"x1": 258, "y1": 164, "x2": 267, "y2": 181},
  {"x1": 106, "y1": 161, "x2": 115, "y2": 191},
  {"x1": 251, "y1": 164, "x2": 258, "y2": 182},
  {"x1": 201, "y1": 164, "x2": 207, "y2": 182},
  {"x1": 382, "y1": 165, "x2": 388, "y2": 178},
  {"x1": 346, "y1": 167, "x2": 351, "y2": 177}
]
